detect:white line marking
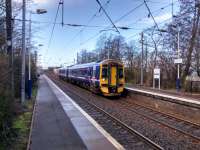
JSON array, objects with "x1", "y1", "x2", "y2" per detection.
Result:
[
  {"x1": 44, "y1": 75, "x2": 125, "y2": 150},
  {"x1": 126, "y1": 87, "x2": 200, "y2": 106}
]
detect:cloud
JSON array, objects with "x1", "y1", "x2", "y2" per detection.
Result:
[
  {"x1": 65, "y1": 0, "x2": 86, "y2": 7},
  {"x1": 33, "y1": 0, "x2": 48, "y2": 4},
  {"x1": 13, "y1": 0, "x2": 48, "y2": 4},
  {"x1": 154, "y1": 13, "x2": 172, "y2": 23},
  {"x1": 141, "y1": 13, "x2": 172, "y2": 25}
]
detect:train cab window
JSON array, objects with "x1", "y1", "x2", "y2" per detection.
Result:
[
  {"x1": 102, "y1": 67, "x2": 108, "y2": 78},
  {"x1": 119, "y1": 68, "x2": 123, "y2": 78}
]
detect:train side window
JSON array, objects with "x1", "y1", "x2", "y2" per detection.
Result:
[
  {"x1": 96, "y1": 66, "x2": 100, "y2": 79},
  {"x1": 93, "y1": 70, "x2": 96, "y2": 77},
  {"x1": 89, "y1": 67, "x2": 93, "y2": 77},
  {"x1": 92, "y1": 66, "x2": 95, "y2": 76},
  {"x1": 102, "y1": 67, "x2": 107, "y2": 78},
  {"x1": 82, "y1": 69, "x2": 86, "y2": 77},
  {"x1": 119, "y1": 68, "x2": 123, "y2": 78}
]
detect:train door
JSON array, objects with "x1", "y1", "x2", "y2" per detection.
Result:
[{"x1": 110, "y1": 65, "x2": 117, "y2": 86}]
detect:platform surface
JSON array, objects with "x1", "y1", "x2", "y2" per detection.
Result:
[
  {"x1": 126, "y1": 85, "x2": 200, "y2": 107},
  {"x1": 29, "y1": 75, "x2": 123, "y2": 150}
]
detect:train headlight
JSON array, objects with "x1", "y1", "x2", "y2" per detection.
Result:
[{"x1": 102, "y1": 78, "x2": 105, "y2": 81}]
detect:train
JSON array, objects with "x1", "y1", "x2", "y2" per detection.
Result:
[{"x1": 55, "y1": 59, "x2": 125, "y2": 96}]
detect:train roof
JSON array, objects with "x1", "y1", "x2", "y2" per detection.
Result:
[
  {"x1": 58, "y1": 67, "x2": 68, "y2": 70},
  {"x1": 61, "y1": 59, "x2": 123, "y2": 70},
  {"x1": 100, "y1": 59, "x2": 123, "y2": 65},
  {"x1": 68, "y1": 62, "x2": 98, "y2": 70}
]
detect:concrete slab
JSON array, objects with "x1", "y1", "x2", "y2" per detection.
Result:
[
  {"x1": 30, "y1": 76, "x2": 87, "y2": 150},
  {"x1": 126, "y1": 87, "x2": 200, "y2": 108},
  {"x1": 45, "y1": 75, "x2": 124, "y2": 150}
]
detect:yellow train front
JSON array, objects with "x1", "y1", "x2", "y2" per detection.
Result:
[
  {"x1": 58, "y1": 59, "x2": 125, "y2": 96},
  {"x1": 97, "y1": 59, "x2": 125, "y2": 96}
]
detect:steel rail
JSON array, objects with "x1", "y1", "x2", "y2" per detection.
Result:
[
  {"x1": 48, "y1": 74, "x2": 164, "y2": 150},
  {"x1": 126, "y1": 100, "x2": 200, "y2": 127},
  {"x1": 118, "y1": 100, "x2": 200, "y2": 141}
]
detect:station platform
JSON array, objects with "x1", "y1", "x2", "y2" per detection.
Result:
[
  {"x1": 29, "y1": 75, "x2": 124, "y2": 150},
  {"x1": 126, "y1": 85, "x2": 200, "y2": 108}
]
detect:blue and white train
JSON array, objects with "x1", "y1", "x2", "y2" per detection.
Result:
[{"x1": 56, "y1": 59, "x2": 125, "y2": 96}]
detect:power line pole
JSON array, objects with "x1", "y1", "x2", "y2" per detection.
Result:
[
  {"x1": 145, "y1": 40, "x2": 148, "y2": 72},
  {"x1": 141, "y1": 32, "x2": 144, "y2": 86},
  {"x1": 6, "y1": 0, "x2": 14, "y2": 99},
  {"x1": 172, "y1": 0, "x2": 174, "y2": 18},
  {"x1": 21, "y1": 0, "x2": 26, "y2": 103},
  {"x1": 176, "y1": 28, "x2": 180, "y2": 91},
  {"x1": 28, "y1": 12, "x2": 32, "y2": 99},
  {"x1": 108, "y1": 48, "x2": 110, "y2": 59},
  {"x1": 60, "y1": 0, "x2": 64, "y2": 26}
]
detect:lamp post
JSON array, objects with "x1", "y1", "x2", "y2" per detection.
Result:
[{"x1": 28, "y1": 9, "x2": 47, "y2": 99}]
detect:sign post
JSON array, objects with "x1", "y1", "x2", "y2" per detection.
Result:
[{"x1": 175, "y1": 29, "x2": 181, "y2": 91}]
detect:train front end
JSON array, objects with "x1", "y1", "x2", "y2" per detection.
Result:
[{"x1": 99, "y1": 60, "x2": 125, "y2": 96}]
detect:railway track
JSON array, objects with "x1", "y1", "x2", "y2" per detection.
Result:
[
  {"x1": 74, "y1": 93, "x2": 163, "y2": 150},
  {"x1": 47, "y1": 73, "x2": 200, "y2": 149},
  {"x1": 117, "y1": 100, "x2": 200, "y2": 141},
  {"x1": 48, "y1": 74, "x2": 163, "y2": 150}
]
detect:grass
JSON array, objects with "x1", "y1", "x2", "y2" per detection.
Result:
[{"x1": 11, "y1": 87, "x2": 37, "y2": 150}]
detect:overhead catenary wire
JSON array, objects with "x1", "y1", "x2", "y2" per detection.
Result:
[
  {"x1": 43, "y1": 0, "x2": 176, "y2": 51},
  {"x1": 13, "y1": 1, "x2": 177, "y2": 30},
  {"x1": 126, "y1": 0, "x2": 179, "y2": 29},
  {"x1": 126, "y1": 16, "x2": 175, "y2": 42},
  {"x1": 79, "y1": 0, "x2": 181, "y2": 51},
  {"x1": 44, "y1": 0, "x2": 181, "y2": 67},
  {"x1": 62, "y1": 0, "x2": 112, "y2": 50},
  {"x1": 13, "y1": 19, "x2": 114, "y2": 28},
  {"x1": 95, "y1": 0, "x2": 120, "y2": 34},
  {"x1": 43, "y1": 0, "x2": 64, "y2": 65},
  {"x1": 13, "y1": 0, "x2": 178, "y2": 27},
  {"x1": 143, "y1": 0, "x2": 161, "y2": 32},
  {"x1": 79, "y1": 2, "x2": 145, "y2": 47},
  {"x1": 47, "y1": 0, "x2": 62, "y2": 50},
  {"x1": 115, "y1": 2, "x2": 144, "y2": 23}
]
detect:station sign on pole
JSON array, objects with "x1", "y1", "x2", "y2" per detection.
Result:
[
  {"x1": 174, "y1": 58, "x2": 182, "y2": 91},
  {"x1": 153, "y1": 68, "x2": 160, "y2": 89},
  {"x1": 174, "y1": 58, "x2": 183, "y2": 64}
]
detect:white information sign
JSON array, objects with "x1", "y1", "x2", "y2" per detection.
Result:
[
  {"x1": 154, "y1": 74, "x2": 160, "y2": 79},
  {"x1": 154, "y1": 68, "x2": 160, "y2": 75},
  {"x1": 153, "y1": 68, "x2": 161, "y2": 89},
  {"x1": 174, "y1": 58, "x2": 183, "y2": 64}
]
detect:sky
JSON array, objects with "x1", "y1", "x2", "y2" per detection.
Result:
[{"x1": 25, "y1": 0, "x2": 180, "y2": 68}]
